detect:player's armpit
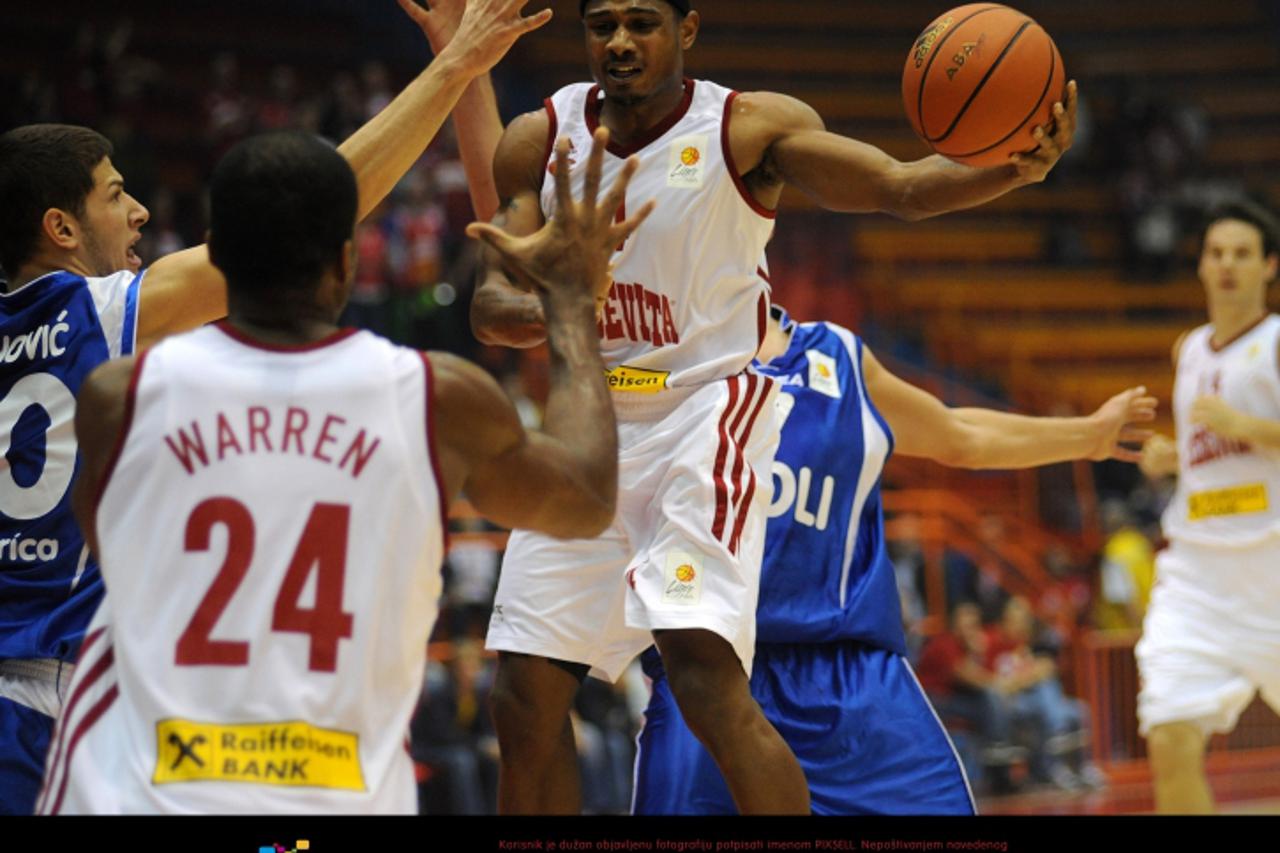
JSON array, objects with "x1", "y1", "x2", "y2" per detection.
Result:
[
  {"x1": 134, "y1": 246, "x2": 229, "y2": 348},
  {"x1": 71, "y1": 356, "x2": 137, "y2": 556},
  {"x1": 429, "y1": 352, "x2": 615, "y2": 538}
]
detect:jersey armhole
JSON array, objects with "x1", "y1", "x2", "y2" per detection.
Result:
[
  {"x1": 93, "y1": 349, "x2": 150, "y2": 514},
  {"x1": 721, "y1": 91, "x2": 777, "y2": 221},
  {"x1": 120, "y1": 269, "x2": 143, "y2": 356},
  {"x1": 420, "y1": 353, "x2": 451, "y2": 553}
]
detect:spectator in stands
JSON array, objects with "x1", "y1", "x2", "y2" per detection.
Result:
[
  {"x1": 986, "y1": 597, "x2": 1101, "y2": 790},
  {"x1": 1093, "y1": 499, "x2": 1156, "y2": 631},
  {"x1": 916, "y1": 602, "x2": 1019, "y2": 793}
]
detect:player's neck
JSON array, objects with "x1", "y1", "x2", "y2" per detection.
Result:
[
  {"x1": 9, "y1": 252, "x2": 94, "y2": 291},
  {"x1": 224, "y1": 298, "x2": 342, "y2": 347},
  {"x1": 1208, "y1": 300, "x2": 1268, "y2": 349},
  {"x1": 755, "y1": 318, "x2": 792, "y2": 364},
  {"x1": 597, "y1": 77, "x2": 688, "y2": 145}
]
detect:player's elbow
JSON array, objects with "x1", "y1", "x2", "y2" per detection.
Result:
[
  {"x1": 934, "y1": 424, "x2": 985, "y2": 468},
  {"x1": 552, "y1": 490, "x2": 617, "y2": 539},
  {"x1": 470, "y1": 288, "x2": 546, "y2": 349}
]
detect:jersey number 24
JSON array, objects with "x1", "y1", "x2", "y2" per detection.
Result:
[{"x1": 177, "y1": 497, "x2": 354, "y2": 673}]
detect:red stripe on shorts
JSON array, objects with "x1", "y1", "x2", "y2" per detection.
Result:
[
  {"x1": 711, "y1": 376, "x2": 744, "y2": 540},
  {"x1": 38, "y1": 645, "x2": 115, "y2": 814},
  {"x1": 727, "y1": 379, "x2": 772, "y2": 553},
  {"x1": 49, "y1": 683, "x2": 119, "y2": 814},
  {"x1": 724, "y1": 374, "x2": 760, "y2": 542}
]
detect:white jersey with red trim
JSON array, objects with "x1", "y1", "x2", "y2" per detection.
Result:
[
  {"x1": 39, "y1": 323, "x2": 447, "y2": 814},
  {"x1": 1164, "y1": 315, "x2": 1280, "y2": 548},
  {"x1": 541, "y1": 79, "x2": 775, "y2": 398}
]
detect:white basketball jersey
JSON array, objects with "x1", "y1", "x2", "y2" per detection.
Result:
[
  {"x1": 542, "y1": 79, "x2": 775, "y2": 399},
  {"x1": 40, "y1": 323, "x2": 446, "y2": 814},
  {"x1": 1164, "y1": 315, "x2": 1280, "y2": 547}
]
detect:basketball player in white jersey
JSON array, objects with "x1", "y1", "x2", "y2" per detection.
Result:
[
  {"x1": 466, "y1": 0, "x2": 1078, "y2": 813},
  {"x1": 36, "y1": 124, "x2": 650, "y2": 814},
  {"x1": 1137, "y1": 199, "x2": 1280, "y2": 813},
  {"x1": 0, "y1": 0, "x2": 549, "y2": 813}
]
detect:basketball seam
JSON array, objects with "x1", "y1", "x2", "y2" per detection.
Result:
[
  {"x1": 946, "y1": 38, "x2": 1059, "y2": 158},
  {"x1": 913, "y1": 4, "x2": 1004, "y2": 140},
  {"x1": 928, "y1": 20, "x2": 1033, "y2": 144}
]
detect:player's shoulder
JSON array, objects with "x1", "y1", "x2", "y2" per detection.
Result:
[
  {"x1": 1173, "y1": 323, "x2": 1213, "y2": 365},
  {"x1": 802, "y1": 319, "x2": 862, "y2": 362},
  {"x1": 730, "y1": 90, "x2": 824, "y2": 132}
]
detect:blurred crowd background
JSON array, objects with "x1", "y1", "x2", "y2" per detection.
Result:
[{"x1": 5, "y1": 0, "x2": 1280, "y2": 813}]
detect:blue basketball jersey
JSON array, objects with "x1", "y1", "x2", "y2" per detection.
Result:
[
  {"x1": 751, "y1": 309, "x2": 905, "y2": 654},
  {"x1": 0, "y1": 270, "x2": 140, "y2": 662}
]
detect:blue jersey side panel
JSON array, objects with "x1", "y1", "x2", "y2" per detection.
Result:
[
  {"x1": 0, "y1": 271, "x2": 138, "y2": 661},
  {"x1": 753, "y1": 321, "x2": 905, "y2": 654}
]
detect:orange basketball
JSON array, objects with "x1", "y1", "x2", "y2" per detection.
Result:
[{"x1": 902, "y1": 4, "x2": 1065, "y2": 168}]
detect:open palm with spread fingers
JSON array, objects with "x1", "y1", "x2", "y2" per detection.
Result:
[{"x1": 467, "y1": 127, "x2": 656, "y2": 296}]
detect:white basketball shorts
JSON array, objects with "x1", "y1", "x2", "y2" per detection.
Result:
[
  {"x1": 1136, "y1": 538, "x2": 1280, "y2": 736},
  {"x1": 486, "y1": 373, "x2": 779, "y2": 683}
]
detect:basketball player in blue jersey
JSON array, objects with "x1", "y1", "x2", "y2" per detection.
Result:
[
  {"x1": 0, "y1": 0, "x2": 550, "y2": 814},
  {"x1": 632, "y1": 305, "x2": 1156, "y2": 815}
]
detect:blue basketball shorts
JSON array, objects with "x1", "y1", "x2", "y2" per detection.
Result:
[
  {"x1": 0, "y1": 696, "x2": 55, "y2": 815},
  {"x1": 633, "y1": 642, "x2": 975, "y2": 815}
]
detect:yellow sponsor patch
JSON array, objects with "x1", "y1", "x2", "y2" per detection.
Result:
[
  {"x1": 1187, "y1": 483, "x2": 1269, "y2": 521},
  {"x1": 605, "y1": 365, "x2": 670, "y2": 394},
  {"x1": 153, "y1": 719, "x2": 364, "y2": 791}
]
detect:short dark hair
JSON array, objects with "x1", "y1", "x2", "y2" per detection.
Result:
[
  {"x1": 580, "y1": 0, "x2": 691, "y2": 17},
  {"x1": 208, "y1": 131, "x2": 357, "y2": 298},
  {"x1": 1202, "y1": 198, "x2": 1280, "y2": 259},
  {"x1": 0, "y1": 124, "x2": 113, "y2": 274}
]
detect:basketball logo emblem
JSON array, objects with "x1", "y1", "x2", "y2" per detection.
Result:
[
  {"x1": 680, "y1": 147, "x2": 700, "y2": 167},
  {"x1": 675, "y1": 564, "x2": 696, "y2": 583}
]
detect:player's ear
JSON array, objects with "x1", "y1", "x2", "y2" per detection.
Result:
[
  {"x1": 339, "y1": 238, "x2": 357, "y2": 286},
  {"x1": 42, "y1": 208, "x2": 79, "y2": 251},
  {"x1": 1266, "y1": 252, "x2": 1278, "y2": 285},
  {"x1": 679, "y1": 11, "x2": 699, "y2": 50}
]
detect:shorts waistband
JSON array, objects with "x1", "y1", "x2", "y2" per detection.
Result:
[
  {"x1": 611, "y1": 383, "x2": 700, "y2": 421},
  {"x1": 0, "y1": 658, "x2": 70, "y2": 685}
]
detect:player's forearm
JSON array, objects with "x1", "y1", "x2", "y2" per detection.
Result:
[
  {"x1": 338, "y1": 54, "x2": 472, "y2": 222},
  {"x1": 471, "y1": 278, "x2": 548, "y2": 348},
  {"x1": 451, "y1": 75, "x2": 504, "y2": 222},
  {"x1": 540, "y1": 289, "x2": 618, "y2": 530},
  {"x1": 1221, "y1": 411, "x2": 1280, "y2": 452},
  {"x1": 781, "y1": 132, "x2": 1027, "y2": 221},
  {"x1": 949, "y1": 407, "x2": 1098, "y2": 469},
  {"x1": 888, "y1": 155, "x2": 1029, "y2": 221}
]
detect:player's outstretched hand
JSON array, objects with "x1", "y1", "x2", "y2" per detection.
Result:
[
  {"x1": 466, "y1": 127, "x2": 656, "y2": 299},
  {"x1": 397, "y1": 0, "x2": 465, "y2": 53},
  {"x1": 427, "y1": 0, "x2": 552, "y2": 78},
  {"x1": 1009, "y1": 80, "x2": 1077, "y2": 183},
  {"x1": 1138, "y1": 434, "x2": 1178, "y2": 479},
  {"x1": 1087, "y1": 384, "x2": 1158, "y2": 462}
]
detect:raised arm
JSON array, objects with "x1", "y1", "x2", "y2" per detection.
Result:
[
  {"x1": 399, "y1": 0, "x2": 503, "y2": 221},
  {"x1": 863, "y1": 347, "x2": 1156, "y2": 469},
  {"x1": 135, "y1": 0, "x2": 550, "y2": 348},
  {"x1": 469, "y1": 109, "x2": 556, "y2": 348},
  {"x1": 437, "y1": 128, "x2": 653, "y2": 537},
  {"x1": 728, "y1": 82, "x2": 1076, "y2": 220}
]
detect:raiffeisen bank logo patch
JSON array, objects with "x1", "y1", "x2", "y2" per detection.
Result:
[{"x1": 259, "y1": 841, "x2": 310, "y2": 853}]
